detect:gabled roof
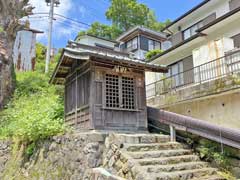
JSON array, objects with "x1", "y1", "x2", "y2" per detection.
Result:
[
  {"x1": 50, "y1": 41, "x2": 168, "y2": 85},
  {"x1": 162, "y1": 0, "x2": 211, "y2": 31},
  {"x1": 116, "y1": 26, "x2": 167, "y2": 42}
]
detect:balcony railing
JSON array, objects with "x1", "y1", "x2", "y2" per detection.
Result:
[{"x1": 147, "y1": 49, "x2": 240, "y2": 98}]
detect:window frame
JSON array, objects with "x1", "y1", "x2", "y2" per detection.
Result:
[
  {"x1": 104, "y1": 72, "x2": 136, "y2": 110},
  {"x1": 183, "y1": 20, "x2": 203, "y2": 40},
  {"x1": 126, "y1": 37, "x2": 138, "y2": 51}
]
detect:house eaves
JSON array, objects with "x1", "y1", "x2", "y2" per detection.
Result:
[
  {"x1": 162, "y1": 0, "x2": 211, "y2": 32},
  {"x1": 196, "y1": 6, "x2": 240, "y2": 33},
  {"x1": 116, "y1": 26, "x2": 166, "y2": 42},
  {"x1": 150, "y1": 7, "x2": 240, "y2": 62}
]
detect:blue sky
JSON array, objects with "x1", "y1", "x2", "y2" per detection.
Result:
[{"x1": 29, "y1": 0, "x2": 203, "y2": 49}]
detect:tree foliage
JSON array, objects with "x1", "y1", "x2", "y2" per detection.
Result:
[
  {"x1": 78, "y1": 22, "x2": 122, "y2": 40},
  {"x1": 106, "y1": 0, "x2": 170, "y2": 32},
  {"x1": 35, "y1": 43, "x2": 61, "y2": 77},
  {"x1": 78, "y1": 0, "x2": 170, "y2": 40}
]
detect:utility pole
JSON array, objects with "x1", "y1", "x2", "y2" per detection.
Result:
[{"x1": 45, "y1": 0, "x2": 60, "y2": 73}]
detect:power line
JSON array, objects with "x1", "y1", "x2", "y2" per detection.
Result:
[
  {"x1": 54, "y1": 17, "x2": 88, "y2": 30},
  {"x1": 54, "y1": 20, "x2": 86, "y2": 32},
  {"x1": 27, "y1": 16, "x2": 88, "y2": 31},
  {"x1": 31, "y1": 13, "x2": 91, "y2": 27},
  {"x1": 54, "y1": 13, "x2": 90, "y2": 27}
]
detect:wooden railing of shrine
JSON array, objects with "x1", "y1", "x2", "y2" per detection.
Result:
[{"x1": 147, "y1": 106, "x2": 240, "y2": 149}]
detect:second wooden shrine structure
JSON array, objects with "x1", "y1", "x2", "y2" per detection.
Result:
[{"x1": 50, "y1": 41, "x2": 167, "y2": 131}]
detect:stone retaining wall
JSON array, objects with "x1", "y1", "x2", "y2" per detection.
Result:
[
  {"x1": 0, "y1": 132, "x2": 107, "y2": 179},
  {"x1": 0, "y1": 141, "x2": 11, "y2": 176}
]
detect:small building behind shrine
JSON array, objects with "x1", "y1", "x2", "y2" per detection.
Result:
[
  {"x1": 50, "y1": 40, "x2": 167, "y2": 131},
  {"x1": 13, "y1": 28, "x2": 43, "y2": 71}
]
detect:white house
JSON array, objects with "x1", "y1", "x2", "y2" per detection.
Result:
[
  {"x1": 75, "y1": 34, "x2": 117, "y2": 50},
  {"x1": 146, "y1": 0, "x2": 240, "y2": 129},
  {"x1": 117, "y1": 26, "x2": 167, "y2": 60}
]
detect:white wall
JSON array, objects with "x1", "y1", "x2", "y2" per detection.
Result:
[
  {"x1": 192, "y1": 37, "x2": 234, "y2": 67},
  {"x1": 77, "y1": 36, "x2": 116, "y2": 48}
]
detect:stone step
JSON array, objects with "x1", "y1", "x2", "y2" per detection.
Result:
[
  {"x1": 148, "y1": 168, "x2": 218, "y2": 180},
  {"x1": 127, "y1": 149, "x2": 192, "y2": 159},
  {"x1": 191, "y1": 174, "x2": 226, "y2": 180},
  {"x1": 124, "y1": 142, "x2": 183, "y2": 152},
  {"x1": 142, "y1": 161, "x2": 209, "y2": 173},
  {"x1": 115, "y1": 133, "x2": 170, "y2": 144},
  {"x1": 135, "y1": 155, "x2": 199, "y2": 166}
]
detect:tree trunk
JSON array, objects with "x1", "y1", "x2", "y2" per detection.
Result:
[{"x1": 0, "y1": 0, "x2": 32, "y2": 108}]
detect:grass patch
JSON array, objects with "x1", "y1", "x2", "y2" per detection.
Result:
[{"x1": 0, "y1": 71, "x2": 65, "y2": 144}]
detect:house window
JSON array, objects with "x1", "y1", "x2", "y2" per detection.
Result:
[
  {"x1": 232, "y1": 33, "x2": 240, "y2": 48},
  {"x1": 155, "y1": 42, "x2": 161, "y2": 50},
  {"x1": 105, "y1": 74, "x2": 120, "y2": 108},
  {"x1": 105, "y1": 74, "x2": 135, "y2": 109},
  {"x1": 126, "y1": 37, "x2": 138, "y2": 51},
  {"x1": 132, "y1": 37, "x2": 138, "y2": 49},
  {"x1": 149, "y1": 40, "x2": 154, "y2": 51},
  {"x1": 148, "y1": 39, "x2": 161, "y2": 51},
  {"x1": 183, "y1": 21, "x2": 203, "y2": 40},
  {"x1": 168, "y1": 61, "x2": 184, "y2": 87},
  {"x1": 122, "y1": 77, "x2": 135, "y2": 109}
]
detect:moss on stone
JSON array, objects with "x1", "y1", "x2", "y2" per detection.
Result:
[{"x1": 0, "y1": 25, "x2": 4, "y2": 33}]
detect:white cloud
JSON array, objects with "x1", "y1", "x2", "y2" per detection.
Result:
[
  {"x1": 78, "y1": 6, "x2": 87, "y2": 18},
  {"x1": 25, "y1": 0, "x2": 86, "y2": 44}
]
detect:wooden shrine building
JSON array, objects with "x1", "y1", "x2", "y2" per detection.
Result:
[{"x1": 50, "y1": 40, "x2": 167, "y2": 131}]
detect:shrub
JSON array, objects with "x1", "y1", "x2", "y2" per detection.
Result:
[
  {"x1": 0, "y1": 71, "x2": 65, "y2": 143},
  {"x1": 145, "y1": 49, "x2": 163, "y2": 61},
  {"x1": 196, "y1": 139, "x2": 231, "y2": 169}
]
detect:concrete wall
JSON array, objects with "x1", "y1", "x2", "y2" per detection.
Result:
[
  {"x1": 147, "y1": 72, "x2": 240, "y2": 129},
  {"x1": 164, "y1": 91, "x2": 240, "y2": 130}
]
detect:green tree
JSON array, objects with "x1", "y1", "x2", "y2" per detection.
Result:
[
  {"x1": 36, "y1": 43, "x2": 46, "y2": 62},
  {"x1": 78, "y1": 22, "x2": 123, "y2": 40},
  {"x1": 77, "y1": 0, "x2": 170, "y2": 40},
  {"x1": 106, "y1": 0, "x2": 170, "y2": 31}
]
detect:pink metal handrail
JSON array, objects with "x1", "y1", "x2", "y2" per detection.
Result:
[{"x1": 147, "y1": 106, "x2": 240, "y2": 149}]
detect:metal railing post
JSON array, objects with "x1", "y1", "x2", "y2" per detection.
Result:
[
  {"x1": 170, "y1": 125, "x2": 176, "y2": 142},
  {"x1": 198, "y1": 66, "x2": 201, "y2": 84}
]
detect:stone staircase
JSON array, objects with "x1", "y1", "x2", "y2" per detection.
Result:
[{"x1": 103, "y1": 133, "x2": 226, "y2": 180}]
